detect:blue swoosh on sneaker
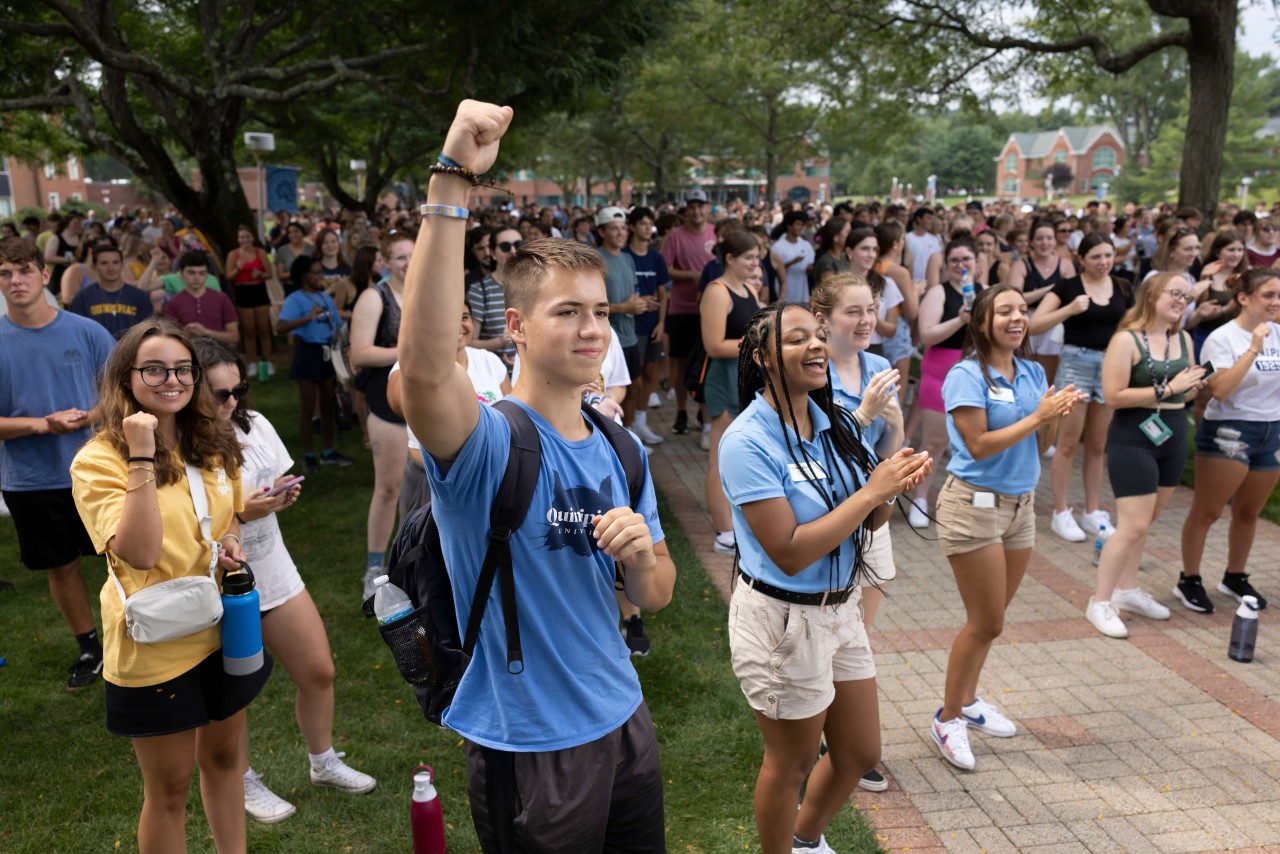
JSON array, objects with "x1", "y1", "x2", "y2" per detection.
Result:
[{"x1": 964, "y1": 713, "x2": 986, "y2": 726}]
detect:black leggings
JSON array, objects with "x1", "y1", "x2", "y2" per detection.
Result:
[{"x1": 1106, "y1": 407, "x2": 1188, "y2": 498}]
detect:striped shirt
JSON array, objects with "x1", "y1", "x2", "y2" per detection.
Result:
[{"x1": 465, "y1": 275, "x2": 515, "y2": 363}]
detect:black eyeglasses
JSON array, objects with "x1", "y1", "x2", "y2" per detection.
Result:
[
  {"x1": 212, "y1": 382, "x2": 249, "y2": 404},
  {"x1": 496, "y1": 240, "x2": 523, "y2": 253},
  {"x1": 132, "y1": 365, "x2": 200, "y2": 386}
]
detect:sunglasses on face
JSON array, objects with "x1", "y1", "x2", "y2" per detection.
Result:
[
  {"x1": 1260, "y1": 225, "x2": 1279, "y2": 233},
  {"x1": 496, "y1": 240, "x2": 523, "y2": 253},
  {"x1": 212, "y1": 382, "x2": 250, "y2": 404}
]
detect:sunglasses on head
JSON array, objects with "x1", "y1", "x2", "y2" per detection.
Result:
[
  {"x1": 212, "y1": 382, "x2": 249, "y2": 404},
  {"x1": 496, "y1": 240, "x2": 523, "y2": 252}
]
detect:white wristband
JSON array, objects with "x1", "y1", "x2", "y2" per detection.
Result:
[{"x1": 419, "y1": 204, "x2": 469, "y2": 220}]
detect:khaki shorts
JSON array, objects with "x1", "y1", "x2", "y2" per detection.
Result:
[
  {"x1": 935, "y1": 474, "x2": 1036, "y2": 557},
  {"x1": 728, "y1": 581, "x2": 876, "y2": 721},
  {"x1": 859, "y1": 523, "x2": 896, "y2": 586}
]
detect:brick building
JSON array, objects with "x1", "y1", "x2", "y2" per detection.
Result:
[{"x1": 994, "y1": 126, "x2": 1126, "y2": 200}]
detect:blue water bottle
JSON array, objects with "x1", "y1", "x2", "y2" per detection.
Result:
[{"x1": 221, "y1": 561, "x2": 265, "y2": 675}]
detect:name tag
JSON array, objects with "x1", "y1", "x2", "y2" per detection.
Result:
[
  {"x1": 788, "y1": 461, "x2": 828, "y2": 482},
  {"x1": 989, "y1": 387, "x2": 1014, "y2": 404}
]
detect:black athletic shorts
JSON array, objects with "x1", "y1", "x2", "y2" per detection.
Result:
[
  {"x1": 3, "y1": 487, "x2": 96, "y2": 570},
  {"x1": 1106, "y1": 407, "x2": 1189, "y2": 498},
  {"x1": 290, "y1": 341, "x2": 337, "y2": 383},
  {"x1": 233, "y1": 282, "x2": 272, "y2": 309},
  {"x1": 664, "y1": 314, "x2": 700, "y2": 360},
  {"x1": 105, "y1": 649, "x2": 273, "y2": 738},
  {"x1": 464, "y1": 702, "x2": 666, "y2": 853}
]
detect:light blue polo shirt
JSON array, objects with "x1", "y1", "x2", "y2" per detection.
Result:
[
  {"x1": 719, "y1": 393, "x2": 869, "y2": 593},
  {"x1": 830, "y1": 350, "x2": 892, "y2": 453},
  {"x1": 942, "y1": 357, "x2": 1047, "y2": 495}
]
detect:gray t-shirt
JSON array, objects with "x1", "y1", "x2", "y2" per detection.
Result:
[{"x1": 601, "y1": 248, "x2": 638, "y2": 348}]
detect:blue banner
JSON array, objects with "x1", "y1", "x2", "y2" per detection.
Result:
[{"x1": 265, "y1": 166, "x2": 298, "y2": 213}]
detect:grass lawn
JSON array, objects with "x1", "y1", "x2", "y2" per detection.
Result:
[{"x1": 0, "y1": 372, "x2": 883, "y2": 853}]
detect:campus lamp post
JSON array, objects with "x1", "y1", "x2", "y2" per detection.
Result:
[
  {"x1": 1241, "y1": 176, "x2": 1253, "y2": 208},
  {"x1": 350, "y1": 160, "x2": 367, "y2": 204},
  {"x1": 244, "y1": 131, "x2": 275, "y2": 242}
]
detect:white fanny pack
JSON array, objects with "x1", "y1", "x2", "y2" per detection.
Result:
[{"x1": 110, "y1": 462, "x2": 224, "y2": 644}]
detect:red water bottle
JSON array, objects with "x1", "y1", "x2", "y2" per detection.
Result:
[{"x1": 411, "y1": 764, "x2": 446, "y2": 854}]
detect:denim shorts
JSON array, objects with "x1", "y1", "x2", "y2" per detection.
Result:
[
  {"x1": 1195, "y1": 419, "x2": 1280, "y2": 471},
  {"x1": 882, "y1": 318, "x2": 915, "y2": 365},
  {"x1": 1055, "y1": 344, "x2": 1107, "y2": 404}
]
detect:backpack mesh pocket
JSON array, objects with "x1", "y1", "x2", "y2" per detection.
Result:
[{"x1": 377, "y1": 605, "x2": 437, "y2": 686}]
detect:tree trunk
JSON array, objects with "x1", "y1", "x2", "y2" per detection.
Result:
[
  {"x1": 764, "y1": 105, "x2": 779, "y2": 204},
  {"x1": 1176, "y1": 0, "x2": 1236, "y2": 216},
  {"x1": 190, "y1": 149, "x2": 258, "y2": 265}
]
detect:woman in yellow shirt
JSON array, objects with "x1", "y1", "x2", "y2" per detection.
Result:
[{"x1": 72, "y1": 318, "x2": 270, "y2": 854}]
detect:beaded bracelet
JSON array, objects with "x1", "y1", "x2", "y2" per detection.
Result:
[{"x1": 428, "y1": 162, "x2": 480, "y2": 186}]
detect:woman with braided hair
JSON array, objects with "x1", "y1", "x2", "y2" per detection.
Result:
[{"x1": 719, "y1": 301, "x2": 931, "y2": 854}]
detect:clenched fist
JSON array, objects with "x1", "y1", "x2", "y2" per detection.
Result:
[
  {"x1": 123, "y1": 412, "x2": 158, "y2": 457},
  {"x1": 440, "y1": 100, "x2": 515, "y2": 177}
]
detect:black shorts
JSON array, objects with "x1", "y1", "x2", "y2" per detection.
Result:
[
  {"x1": 1106, "y1": 407, "x2": 1189, "y2": 498},
  {"x1": 3, "y1": 488, "x2": 97, "y2": 570},
  {"x1": 289, "y1": 341, "x2": 336, "y2": 383},
  {"x1": 664, "y1": 314, "x2": 700, "y2": 359},
  {"x1": 622, "y1": 343, "x2": 644, "y2": 383},
  {"x1": 464, "y1": 702, "x2": 665, "y2": 853},
  {"x1": 105, "y1": 649, "x2": 273, "y2": 738},
  {"x1": 233, "y1": 282, "x2": 272, "y2": 308}
]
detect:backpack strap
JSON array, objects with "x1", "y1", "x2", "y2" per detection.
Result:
[
  {"x1": 581, "y1": 403, "x2": 646, "y2": 507},
  {"x1": 460, "y1": 400, "x2": 541, "y2": 674}
]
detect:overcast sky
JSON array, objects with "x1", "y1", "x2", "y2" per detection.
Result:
[{"x1": 1241, "y1": 2, "x2": 1280, "y2": 57}]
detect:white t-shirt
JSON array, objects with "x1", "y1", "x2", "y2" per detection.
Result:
[
  {"x1": 871, "y1": 278, "x2": 905, "y2": 345},
  {"x1": 391, "y1": 347, "x2": 508, "y2": 452},
  {"x1": 1202, "y1": 320, "x2": 1280, "y2": 422},
  {"x1": 771, "y1": 236, "x2": 815, "y2": 305},
  {"x1": 905, "y1": 231, "x2": 942, "y2": 281},
  {"x1": 235, "y1": 411, "x2": 304, "y2": 611}
]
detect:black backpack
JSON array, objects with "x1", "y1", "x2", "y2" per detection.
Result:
[{"x1": 364, "y1": 399, "x2": 646, "y2": 725}]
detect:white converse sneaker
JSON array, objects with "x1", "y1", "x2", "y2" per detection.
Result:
[
  {"x1": 906, "y1": 497, "x2": 929, "y2": 529},
  {"x1": 1051, "y1": 508, "x2": 1087, "y2": 542},
  {"x1": 361, "y1": 566, "x2": 383, "y2": 601},
  {"x1": 1112, "y1": 587, "x2": 1171, "y2": 620},
  {"x1": 713, "y1": 531, "x2": 736, "y2": 554},
  {"x1": 310, "y1": 751, "x2": 377, "y2": 794},
  {"x1": 1085, "y1": 597, "x2": 1128, "y2": 638},
  {"x1": 700, "y1": 429, "x2": 712, "y2": 451},
  {"x1": 632, "y1": 423, "x2": 665, "y2": 445},
  {"x1": 1080, "y1": 509, "x2": 1112, "y2": 537},
  {"x1": 648, "y1": 392, "x2": 663, "y2": 409},
  {"x1": 962, "y1": 697, "x2": 1017, "y2": 737},
  {"x1": 930, "y1": 712, "x2": 975, "y2": 770},
  {"x1": 244, "y1": 768, "x2": 296, "y2": 824}
]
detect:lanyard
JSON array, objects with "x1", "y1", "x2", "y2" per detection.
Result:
[{"x1": 1140, "y1": 329, "x2": 1173, "y2": 400}]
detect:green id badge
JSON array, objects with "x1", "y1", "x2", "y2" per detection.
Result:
[{"x1": 1139, "y1": 412, "x2": 1172, "y2": 446}]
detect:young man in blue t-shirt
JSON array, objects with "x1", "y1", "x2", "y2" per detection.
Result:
[
  {"x1": 399, "y1": 101, "x2": 676, "y2": 852},
  {"x1": 0, "y1": 237, "x2": 116, "y2": 690},
  {"x1": 623, "y1": 206, "x2": 671, "y2": 447}
]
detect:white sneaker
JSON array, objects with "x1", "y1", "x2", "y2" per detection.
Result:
[
  {"x1": 1112, "y1": 587, "x2": 1170, "y2": 620},
  {"x1": 632, "y1": 423, "x2": 665, "y2": 445},
  {"x1": 266, "y1": 360, "x2": 276, "y2": 378},
  {"x1": 700, "y1": 430, "x2": 711, "y2": 451},
  {"x1": 0, "y1": 493, "x2": 9, "y2": 517},
  {"x1": 792, "y1": 835, "x2": 837, "y2": 854},
  {"x1": 713, "y1": 531, "x2": 736, "y2": 554},
  {"x1": 666, "y1": 387, "x2": 675, "y2": 401},
  {"x1": 1085, "y1": 597, "x2": 1128, "y2": 638},
  {"x1": 1080, "y1": 509, "x2": 1112, "y2": 537},
  {"x1": 1051, "y1": 508, "x2": 1087, "y2": 542},
  {"x1": 649, "y1": 392, "x2": 662, "y2": 409},
  {"x1": 361, "y1": 566, "x2": 383, "y2": 601},
  {"x1": 962, "y1": 697, "x2": 1017, "y2": 737},
  {"x1": 906, "y1": 497, "x2": 929, "y2": 529},
  {"x1": 1042, "y1": 444, "x2": 1056, "y2": 459},
  {"x1": 244, "y1": 768, "x2": 296, "y2": 824},
  {"x1": 931, "y1": 712, "x2": 975, "y2": 770},
  {"x1": 310, "y1": 751, "x2": 377, "y2": 794}
]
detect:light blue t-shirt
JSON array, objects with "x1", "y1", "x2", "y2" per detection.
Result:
[
  {"x1": 942, "y1": 357, "x2": 1048, "y2": 495},
  {"x1": 0, "y1": 312, "x2": 114, "y2": 490},
  {"x1": 278, "y1": 290, "x2": 340, "y2": 345},
  {"x1": 425, "y1": 398, "x2": 663, "y2": 751},
  {"x1": 830, "y1": 350, "x2": 892, "y2": 453},
  {"x1": 600, "y1": 248, "x2": 638, "y2": 348},
  {"x1": 720, "y1": 393, "x2": 870, "y2": 594}
]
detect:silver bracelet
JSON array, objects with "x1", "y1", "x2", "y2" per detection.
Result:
[
  {"x1": 419, "y1": 203, "x2": 469, "y2": 220},
  {"x1": 219, "y1": 534, "x2": 240, "y2": 546}
]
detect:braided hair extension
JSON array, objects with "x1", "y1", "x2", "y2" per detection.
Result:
[{"x1": 736, "y1": 302, "x2": 882, "y2": 592}]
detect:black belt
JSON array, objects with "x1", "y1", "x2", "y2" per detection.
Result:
[{"x1": 737, "y1": 571, "x2": 854, "y2": 606}]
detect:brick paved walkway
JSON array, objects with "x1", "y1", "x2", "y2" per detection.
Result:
[{"x1": 644, "y1": 410, "x2": 1280, "y2": 854}]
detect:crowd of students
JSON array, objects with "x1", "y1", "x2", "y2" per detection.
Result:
[{"x1": 3, "y1": 100, "x2": 1280, "y2": 851}]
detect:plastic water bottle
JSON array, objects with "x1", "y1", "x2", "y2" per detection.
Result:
[
  {"x1": 1228, "y1": 595, "x2": 1260, "y2": 663},
  {"x1": 221, "y1": 562, "x2": 264, "y2": 675},
  {"x1": 373, "y1": 575, "x2": 413, "y2": 625},
  {"x1": 258, "y1": 359, "x2": 269, "y2": 382},
  {"x1": 411, "y1": 765, "x2": 447, "y2": 854},
  {"x1": 960, "y1": 268, "x2": 975, "y2": 312},
  {"x1": 1091, "y1": 523, "x2": 1112, "y2": 566}
]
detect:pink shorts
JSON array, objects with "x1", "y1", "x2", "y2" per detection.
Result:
[{"x1": 918, "y1": 347, "x2": 963, "y2": 413}]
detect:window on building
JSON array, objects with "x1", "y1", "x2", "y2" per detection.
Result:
[
  {"x1": 1005, "y1": 177, "x2": 1018, "y2": 193},
  {"x1": 1005, "y1": 154, "x2": 1017, "y2": 174},
  {"x1": 1080, "y1": 179, "x2": 1088, "y2": 192},
  {"x1": 44, "y1": 162, "x2": 56, "y2": 179},
  {"x1": 70, "y1": 192, "x2": 82, "y2": 202},
  {"x1": 1092, "y1": 147, "x2": 1115, "y2": 172},
  {"x1": 1054, "y1": 150, "x2": 1067, "y2": 164},
  {"x1": 67, "y1": 156, "x2": 80, "y2": 180},
  {"x1": 48, "y1": 191, "x2": 60, "y2": 209},
  {"x1": 0, "y1": 154, "x2": 9, "y2": 175}
]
